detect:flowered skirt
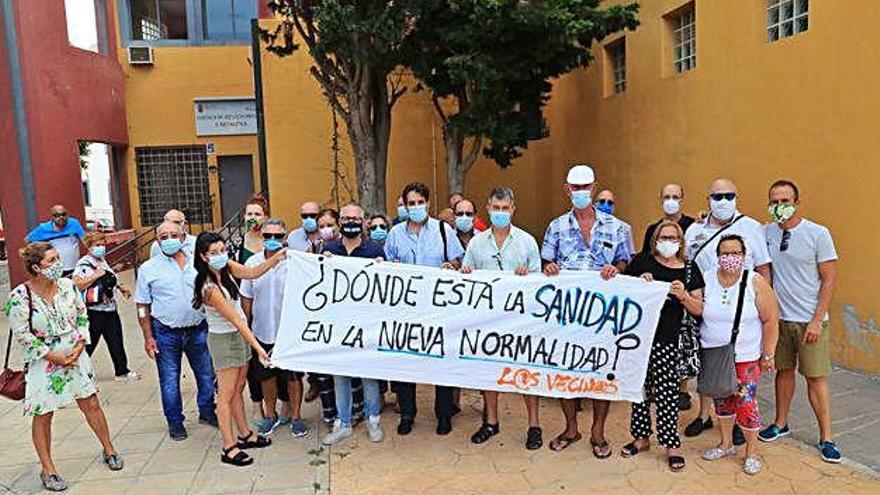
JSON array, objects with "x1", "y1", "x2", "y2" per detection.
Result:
[{"x1": 23, "y1": 333, "x2": 98, "y2": 416}]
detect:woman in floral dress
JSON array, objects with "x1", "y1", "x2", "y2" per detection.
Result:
[{"x1": 5, "y1": 243, "x2": 123, "y2": 492}]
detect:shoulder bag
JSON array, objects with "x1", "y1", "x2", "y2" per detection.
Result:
[
  {"x1": 676, "y1": 262, "x2": 702, "y2": 380},
  {"x1": 697, "y1": 270, "x2": 749, "y2": 399}
]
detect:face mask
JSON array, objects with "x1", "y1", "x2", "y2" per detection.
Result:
[
  {"x1": 319, "y1": 226, "x2": 335, "y2": 241},
  {"x1": 370, "y1": 227, "x2": 388, "y2": 242},
  {"x1": 160, "y1": 238, "x2": 182, "y2": 256},
  {"x1": 40, "y1": 260, "x2": 64, "y2": 281},
  {"x1": 490, "y1": 211, "x2": 512, "y2": 229},
  {"x1": 656, "y1": 240, "x2": 680, "y2": 259},
  {"x1": 90, "y1": 245, "x2": 106, "y2": 258},
  {"x1": 208, "y1": 252, "x2": 229, "y2": 270},
  {"x1": 596, "y1": 202, "x2": 614, "y2": 215},
  {"x1": 408, "y1": 204, "x2": 428, "y2": 224},
  {"x1": 662, "y1": 198, "x2": 681, "y2": 216},
  {"x1": 571, "y1": 190, "x2": 592, "y2": 210},
  {"x1": 710, "y1": 198, "x2": 737, "y2": 221},
  {"x1": 302, "y1": 217, "x2": 318, "y2": 233},
  {"x1": 455, "y1": 215, "x2": 474, "y2": 233},
  {"x1": 397, "y1": 205, "x2": 409, "y2": 221},
  {"x1": 263, "y1": 239, "x2": 283, "y2": 252},
  {"x1": 768, "y1": 203, "x2": 796, "y2": 224},
  {"x1": 718, "y1": 254, "x2": 744, "y2": 273},
  {"x1": 245, "y1": 218, "x2": 261, "y2": 230},
  {"x1": 341, "y1": 221, "x2": 363, "y2": 239}
]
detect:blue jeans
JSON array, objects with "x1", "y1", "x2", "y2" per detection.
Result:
[
  {"x1": 334, "y1": 376, "x2": 380, "y2": 426},
  {"x1": 152, "y1": 320, "x2": 216, "y2": 425}
]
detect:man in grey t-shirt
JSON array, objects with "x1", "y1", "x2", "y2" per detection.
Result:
[{"x1": 759, "y1": 180, "x2": 841, "y2": 464}]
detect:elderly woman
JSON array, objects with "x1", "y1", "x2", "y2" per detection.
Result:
[
  {"x1": 621, "y1": 220, "x2": 704, "y2": 471},
  {"x1": 700, "y1": 234, "x2": 779, "y2": 475},
  {"x1": 73, "y1": 231, "x2": 139, "y2": 382},
  {"x1": 5, "y1": 243, "x2": 123, "y2": 492}
]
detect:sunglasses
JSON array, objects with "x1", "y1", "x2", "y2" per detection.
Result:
[
  {"x1": 52, "y1": 212, "x2": 68, "y2": 218},
  {"x1": 369, "y1": 225, "x2": 387, "y2": 232},
  {"x1": 262, "y1": 233, "x2": 285, "y2": 240},
  {"x1": 455, "y1": 211, "x2": 475, "y2": 217},
  {"x1": 780, "y1": 229, "x2": 791, "y2": 252},
  {"x1": 709, "y1": 192, "x2": 737, "y2": 201},
  {"x1": 300, "y1": 213, "x2": 319, "y2": 220},
  {"x1": 596, "y1": 199, "x2": 615, "y2": 206}
]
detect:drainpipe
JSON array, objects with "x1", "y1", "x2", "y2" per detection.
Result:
[{"x1": 251, "y1": 18, "x2": 269, "y2": 199}]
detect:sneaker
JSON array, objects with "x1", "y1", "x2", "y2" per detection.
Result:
[
  {"x1": 102, "y1": 452, "x2": 124, "y2": 471},
  {"x1": 818, "y1": 441, "x2": 842, "y2": 463},
  {"x1": 732, "y1": 424, "x2": 746, "y2": 446},
  {"x1": 114, "y1": 371, "x2": 141, "y2": 382},
  {"x1": 743, "y1": 456, "x2": 763, "y2": 475},
  {"x1": 168, "y1": 422, "x2": 188, "y2": 441},
  {"x1": 758, "y1": 424, "x2": 790, "y2": 442},
  {"x1": 366, "y1": 416, "x2": 385, "y2": 443},
  {"x1": 322, "y1": 415, "x2": 336, "y2": 425},
  {"x1": 40, "y1": 473, "x2": 68, "y2": 492},
  {"x1": 277, "y1": 416, "x2": 292, "y2": 426},
  {"x1": 322, "y1": 419, "x2": 354, "y2": 446},
  {"x1": 198, "y1": 414, "x2": 219, "y2": 428},
  {"x1": 684, "y1": 417, "x2": 713, "y2": 437},
  {"x1": 290, "y1": 419, "x2": 310, "y2": 438},
  {"x1": 436, "y1": 416, "x2": 452, "y2": 436},
  {"x1": 255, "y1": 415, "x2": 281, "y2": 436},
  {"x1": 702, "y1": 445, "x2": 737, "y2": 461}
]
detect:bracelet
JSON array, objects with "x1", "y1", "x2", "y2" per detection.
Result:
[{"x1": 762, "y1": 354, "x2": 775, "y2": 361}]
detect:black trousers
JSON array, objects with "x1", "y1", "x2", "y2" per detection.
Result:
[
  {"x1": 394, "y1": 382, "x2": 454, "y2": 421},
  {"x1": 85, "y1": 309, "x2": 130, "y2": 377},
  {"x1": 247, "y1": 342, "x2": 289, "y2": 403}
]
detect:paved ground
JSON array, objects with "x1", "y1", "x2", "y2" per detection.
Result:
[{"x1": 0, "y1": 267, "x2": 877, "y2": 494}]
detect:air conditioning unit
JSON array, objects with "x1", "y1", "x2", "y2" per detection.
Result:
[{"x1": 127, "y1": 46, "x2": 154, "y2": 65}]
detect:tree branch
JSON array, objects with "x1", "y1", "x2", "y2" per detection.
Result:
[
  {"x1": 462, "y1": 135, "x2": 483, "y2": 174},
  {"x1": 431, "y1": 94, "x2": 448, "y2": 124}
]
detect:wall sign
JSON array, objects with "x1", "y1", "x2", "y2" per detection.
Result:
[{"x1": 194, "y1": 97, "x2": 257, "y2": 136}]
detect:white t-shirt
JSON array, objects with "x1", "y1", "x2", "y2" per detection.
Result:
[
  {"x1": 203, "y1": 282, "x2": 245, "y2": 334},
  {"x1": 685, "y1": 214, "x2": 772, "y2": 275},
  {"x1": 700, "y1": 270, "x2": 764, "y2": 362},
  {"x1": 239, "y1": 251, "x2": 287, "y2": 344},
  {"x1": 765, "y1": 219, "x2": 837, "y2": 323},
  {"x1": 51, "y1": 236, "x2": 81, "y2": 271}
]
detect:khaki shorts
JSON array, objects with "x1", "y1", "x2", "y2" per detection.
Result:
[
  {"x1": 775, "y1": 321, "x2": 831, "y2": 378},
  {"x1": 208, "y1": 331, "x2": 250, "y2": 370}
]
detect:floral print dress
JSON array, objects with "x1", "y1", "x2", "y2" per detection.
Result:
[{"x1": 4, "y1": 278, "x2": 97, "y2": 416}]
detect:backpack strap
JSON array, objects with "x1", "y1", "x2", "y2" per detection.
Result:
[
  {"x1": 690, "y1": 215, "x2": 745, "y2": 268},
  {"x1": 438, "y1": 220, "x2": 449, "y2": 263}
]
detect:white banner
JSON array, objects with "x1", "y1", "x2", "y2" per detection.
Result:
[{"x1": 272, "y1": 251, "x2": 670, "y2": 401}]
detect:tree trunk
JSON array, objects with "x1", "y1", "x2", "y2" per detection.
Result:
[{"x1": 443, "y1": 123, "x2": 482, "y2": 198}]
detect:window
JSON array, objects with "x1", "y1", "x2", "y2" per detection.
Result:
[
  {"x1": 670, "y1": 5, "x2": 696, "y2": 74},
  {"x1": 130, "y1": 0, "x2": 188, "y2": 41},
  {"x1": 203, "y1": 0, "x2": 256, "y2": 40},
  {"x1": 136, "y1": 146, "x2": 213, "y2": 226},
  {"x1": 767, "y1": 0, "x2": 808, "y2": 42},
  {"x1": 65, "y1": 0, "x2": 100, "y2": 53},
  {"x1": 610, "y1": 41, "x2": 626, "y2": 94}
]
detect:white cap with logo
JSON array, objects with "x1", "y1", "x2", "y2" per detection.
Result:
[{"x1": 566, "y1": 165, "x2": 595, "y2": 185}]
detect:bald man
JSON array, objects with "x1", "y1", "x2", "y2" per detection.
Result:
[
  {"x1": 641, "y1": 184, "x2": 696, "y2": 253},
  {"x1": 149, "y1": 209, "x2": 196, "y2": 258},
  {"x1": 286, "y1": 201, "x2": 324, "y2": 253},
  {"x1": 26, "y1": 204, "x2": 86, "y2": 277},
  {"x1": 595, "y1": 189, "x2": 637, "y2": 262}
]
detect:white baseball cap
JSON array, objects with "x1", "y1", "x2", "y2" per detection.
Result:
[{"x1": 566, "y1": 165, "x2": 595, "y2": 185}]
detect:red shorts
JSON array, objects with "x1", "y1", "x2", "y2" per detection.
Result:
[{"x1": 713, "y1": 360, "x2": 762, "y2": 430}]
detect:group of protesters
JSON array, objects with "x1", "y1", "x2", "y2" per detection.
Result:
[{"x1": 6, "y1": 164, "x2": 841, "y2": 491}]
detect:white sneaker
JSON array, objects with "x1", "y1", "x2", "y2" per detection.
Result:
[
  {"x1": 744, "y1": 456, "x2": 763, "y2": 475},
  {"x1": 322, "y1": 420, "x2": 353, "y2": 446},
  {"x1": 702, "y1": 445, "x2": 737, "y2": 461},
  {"x1": 366, "y1": 415, "x2": 384, "y2": 443},
  {"x1": 115, "y1": 371, "x2": 141, "y2": 382}
]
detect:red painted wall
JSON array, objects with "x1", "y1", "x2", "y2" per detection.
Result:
[{"x1": 0, "y1": 0, "x2": 127, "y2": 286}]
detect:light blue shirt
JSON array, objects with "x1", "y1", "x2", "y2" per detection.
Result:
[
  {"x1": 134, "y1": 252, "x2": 205, "y2": 328},
  {"x1": 286, "y1": 227, "x2": 324, "y2": 253},
  {"x1": 541, "y1": 209, "x2": 632, "y2": 271},
  {"x1": 463, "y1": 226, "x2": 541, "y2": 273},
  {"x1": 384, "y1": 218, "x2": 464, "y2": 267}
]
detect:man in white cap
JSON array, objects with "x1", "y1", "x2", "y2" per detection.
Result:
[{"x1": 541, "y1": 164, "x2": 632, "y2": 458}]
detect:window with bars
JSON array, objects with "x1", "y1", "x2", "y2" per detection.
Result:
[
  {"x1": 768, "y1": 0, "x2": 808, "y2": 42},
  {"x1": 610, "y1": 41, "x2": 626, "y2": 94},
  {"x1": 135, "y1": 146, "x2": 213, "y2": 227},
  {"x1": 670, "y1": 5, "x2": 696, "y2": 74}
]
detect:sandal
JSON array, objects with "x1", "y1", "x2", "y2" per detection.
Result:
[
  {"x1": 525, "y1": 427, "x2": 543, "y2": 450},
  {"x1": 221, "y1": 446, "x2": 253, "y2": 467},
  {"x1": 549, "y1": 432, "x2": 582, "y2": 452},
  {"x1": 470, "y1": 422, "x2": 500, "y2": 444},
  {"x1": 590, "y1": 438, "x2": 612, "y2": 459},
  {"x1": 668, "y1": 455, "x2": 686, "y2": 472},
  {"x1": 237, "y1": 431, "x2": 272, "y2": 449},
  {"x1": 620, "y1": 440, "x2": 649, "y2": 458}
]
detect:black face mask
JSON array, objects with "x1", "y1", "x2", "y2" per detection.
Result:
[{"x1": 341, "y1": 221, "x2": 363, "y2": 239}]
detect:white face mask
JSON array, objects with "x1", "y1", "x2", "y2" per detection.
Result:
[
  {"x1": 662, "y1": 198, "x2": 681, "y2": 216},
  {"x1": 710, "y1": 198, "x2": 737, "y2": 221},
  {"x1": 656, "y1": 240, "x2": 680, "y2": 259}
]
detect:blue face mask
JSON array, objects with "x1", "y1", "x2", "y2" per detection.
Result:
[
  {"x1": 455, "y1": 215, "x2": 474, "y2": 232},
  {"x1": 90, "y1": 245, "x2": 106, "y2": 258},
  {"x1": 490, "y1": 211, "x2": 512, "y2": 229},
  {"x1": 408, "y1": 204, "x2": 428, "y2": 224},
  {"x1": 571, "y1": 190, "x2": 592, "y2": 210},
  {"x1": 302, "y1": 217, "x2": 318, "y2": 233},
  {"x1": 208, "y1": 252, "x2": 229, "y2": 270},
  {"x1": 160, "y1": 238, "x2": 182, "y2": 256},
  {"x1": 263, "y1": 239, "x2": 283, "y2": 252},
  {"x1": 595, "y1": 201, "x2": 615, "y2": 215},
  {"x1": 370, "y1": 227, "x2": 388, "y2": 242},
  {"x1": 397, "y1": 205, "x2": 409, "y2": 221}
]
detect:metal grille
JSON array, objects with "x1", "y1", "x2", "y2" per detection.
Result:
[
  {"x1": 767, "y1": 0, "x2": 808, "y2": 42},
  {"x1": 673, "y1": 6, "x2": 696, "y2": 74},
  {"x1": 135, "y1": 146, "x2": 213, "y2": 227}
]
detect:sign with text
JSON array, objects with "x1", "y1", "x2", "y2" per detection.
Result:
[
  {"x1": 272, "y1": 252, "x2": 669, "y2": 401},
  {"x1": 194, "y1": 98, "x2": 256, "y2": 136}
]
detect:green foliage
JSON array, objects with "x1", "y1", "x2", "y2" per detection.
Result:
[
  {"x1": 407, "y1": 0, "x2": 639, "y2": 167},
  {"x1": 78, "y1": 140, "x2": 90, "y2": 170}
]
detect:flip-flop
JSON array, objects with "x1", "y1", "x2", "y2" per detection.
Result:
[
  {"x1": 549, "y1": 432, "x2": 582, "y2": 452},
  {"x1": 668, "y1": 455, "x2": 686, "y2": 472},
  {"x1": 620, "y1": 441, "x2": 649, "y2": 458},
  {"x1": 591, "y1": 439, "x2": 612, "y2": 459}
]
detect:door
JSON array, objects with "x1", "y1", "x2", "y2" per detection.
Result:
[{"x1": 218, "y1": 155, "x2": 255, "y2": 224}]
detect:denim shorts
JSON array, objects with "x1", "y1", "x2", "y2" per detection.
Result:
[{"x1": 208, "y1": 331, "x2": 250, "y2": 370}]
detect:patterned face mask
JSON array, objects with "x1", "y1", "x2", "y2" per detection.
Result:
[
  {"x1": 718, "y1": 254, "x2": 744, "y2": 273},
  {"x1": 768, "y1": 202, "x2": 796, "y2": 224},
  {"x1": 40, "y1": 260, "x2": 64, "y2": 281}
]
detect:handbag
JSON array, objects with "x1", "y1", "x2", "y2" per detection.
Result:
[
  {"x1": 0, "y1": 286, "x2": 32, "y2": 401},
  {"x1": 697, "y1": 270, "x2": 749, "y2": 399},
  {"x1": 676, "y1": 263, "x2": 701, "y2": 380}
]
